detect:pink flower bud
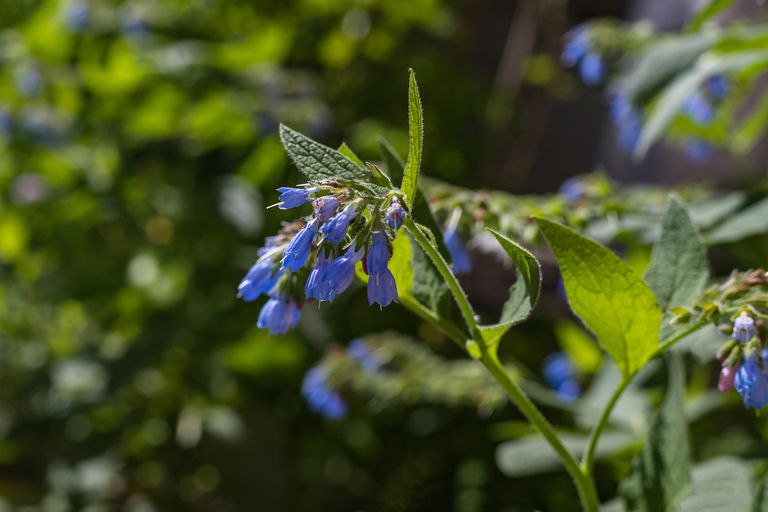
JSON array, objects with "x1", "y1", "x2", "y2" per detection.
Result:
[{"x1": 718, "y1": 365, "x2": 738, "y2": 392}]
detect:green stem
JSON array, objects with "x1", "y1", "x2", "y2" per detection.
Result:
[
  {"x1": 580, "y1": 319, "x2": 709, "y2": 474},
  {"x1": 404, "y1": 218, "x2": 600, "y2": 512},
  {"x1": 581, "y1": 376, "x2": 631, "y2": 473}
]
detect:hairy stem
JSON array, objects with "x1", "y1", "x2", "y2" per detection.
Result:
[
  {"x1": 581, "y1": 319, "x2": 710, "y2": 474},
  {"x1": 404, "y1": 218, "x2": 600, "y2": 512}
]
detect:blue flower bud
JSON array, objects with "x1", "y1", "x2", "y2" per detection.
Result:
[
  {"x1": 277, "y1": 187, "x2": 316, "y2": 210},
  {"x1": 238, "y1": 252, "x2": 283, "y2": 302},
  {"x1": 733, "y1": 312, "x2": 756, "y2": 343},
  {"x1": 580, "y1": 53, "x2": 605, "y2": 86},
  {"x1": 302, "y1": 367, "x2": 346, "y2": 420},
  {"x1": 385, "y1": 198, "x2": 405, "y2": 231},
  {"x1": 443, "y1": 227, "x2": 472, "y2": 274},
  {"x1": 320, "y1": 204, "x2": 358, "y2": 244},
  {"x1": 281, "y1": 219, "x2": 318, "y2": 271},
  {"x1": 735, "y1": 353, "x2": 768, "y2": 409},
  {"x1": 257, "y1": 297, "x2": 301, "y2": 334},
  {"x1": 312, "y1": 195, "x2": 339, "y2": 221},
  {"x1": 65, "y1": 2, "x2": 90, "y2": 31}
]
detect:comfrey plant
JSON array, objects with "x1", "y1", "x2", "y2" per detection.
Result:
[{"x1": 237, "y1": 71, "x2": 768, "y2": 510}]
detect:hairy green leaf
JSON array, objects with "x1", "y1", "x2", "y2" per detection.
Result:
[
  {"x1": 401, "y1": 69, "x2": 423, "y2": 210},
  {"x1": 536, "y1": 218, "x2": 662, "y2": 376},
  {"x1": 478, "y1": 230, "x2": 541, "y2": 344},
  {"x1": 622, "y1": 355, "x2": 691, "y2": 512},
  {"x1": 679, "y1": 458, "x2": 751, "y2": 512},
  {"x1": 645, "y1": 196, "x2": 709, "y2": 311},
  {"x1": 279, "y1": 124, "x2": 372, "y2": 183},
  {"x1": 706, "y1": 196, "x2": 768, "y2": 243}
]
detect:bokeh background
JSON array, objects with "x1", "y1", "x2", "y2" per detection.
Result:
[{"x1": 0, "y1": 0, "x2": 767, "y2": 511}]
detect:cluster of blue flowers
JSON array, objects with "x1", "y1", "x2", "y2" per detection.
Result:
[
  {"x1": 238, "y1": 183, "x2": 407, "y2": 334},
  {"x1": 610, "y1": 93, "x2": 643, "y2": 152},
  {"x1": 301, "y1": 338, "x2": 382, "y2": 419},
  {"x1": 543, "y1": 352, "x2": 581, "y2": 403},
  {"x1": 717, "y1": 312, "x2": 768, "y2": 409},
  {"x1": 562, "y1": 26, "x2": 606, "y2": 86}
]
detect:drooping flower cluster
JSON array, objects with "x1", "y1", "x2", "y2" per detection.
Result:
[
  {"x1": 716, "y1": 311, "x2": 768, "y2": 409},
  {"x1": 543, "y1": 352, "x2": 581, "y2": 403},
  {"x1": 238, "y1": 182, "x2": 407, "y2": 334},
  {"x1": 562, "y1": 26, "x2": 606, "y2": 86}
]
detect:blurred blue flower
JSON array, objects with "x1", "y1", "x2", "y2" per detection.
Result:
[
  {"x1": 580, "y1": 53, "x2": 605, "y2": 86},
  {"x1": 559, "y1": 177, "x2": 586, "y2": 202},
  {"x1": 281, "y1": 219, "x2": 318, "y2": 271},
  {"x1": 348, "y1": 338, "x2": 380, "y2": 371},
  {"x1": 562, "y1": 27, "x2": 589, "y2": 66},
  {"x1": 685, "y1": 139, "x2": 715, "y2": 162},
  {"x1": 321, "y1": 204, "x2": 358, "y2": 244},
  {"x1": 15, "y1": 66, "x2": 42, "y2": 98},
  {"x1": 444, "y1": 227, "x2": 472, "y2": 274},
  {"x1": 277, "y1": 187, "x2": 316, "y2": 210},
  {"x1": 735, "y1": 352, "x2": 768, "y2": 409},
  {"x1": 610, "y1": 94, "x2": 642, "y2": 151},
  {"x1": 257, "y1": 297, "x2": 301, "y2": 335},
  {"x1": 543, "y1": 352, "x2": 581, "y2": 402},
  {"x1": 706, "y1": 75, "x2": 729, "y2": 101},
  {"x1": 302, "y1": 367, "x2": 346, "y2": 419},
  {"x1": 733, "y1": 312, "x2": 756, "y2": 343},
  {"x1": 684, "y1": 92, "x2": 715, "y2": 124},
  {"x1": 385, "y1": 198, "x2": 405, "y2": 231}
]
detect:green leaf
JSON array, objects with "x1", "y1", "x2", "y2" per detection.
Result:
[
  {"x1": 645, "y1": 196, "x2": 709, "y2": 311},
  {"x1": 679, "y1": 458, "x2": 751, "y2": 512},
  {"x1": 687, "y1": 0, "x2": 735, "y2": 32},
  {"x1": 478, "y1": 229, "x2": 541, "y2": 344},
  {"x1": 279, "y1": 124, "x2": 372, "y2": 183},
  {"x1": 622, "y1": 354, "x2": 691, "y2": 512},
  {"x1": 401, "y1": 69, "x2": 423, "y2": 210},
  {"x1": 635, "y1": 49, "x2": 768, "y2": 158},
  {"x1": 536, "y1": 218, "x2": 662, "y2": 376},
  {"x1": 622, "y1": 33, "x2": 719, "y2": 104},
  {"x1": 706, "y1": 196, "x2": 768, "y2": 244},
  {"x1": 496, "y1": 430, "x2": 637, "y2": 477},
  {"x1": 338, "y1": 142, "x2": 364, "y2": 167}
]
